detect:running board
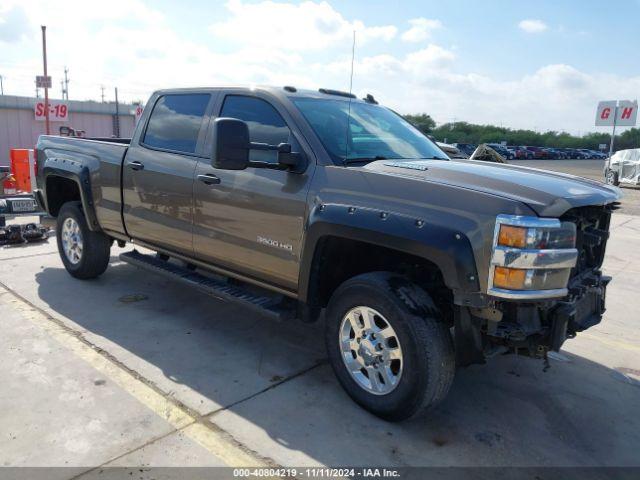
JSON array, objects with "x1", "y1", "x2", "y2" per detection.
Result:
[{"x1": 119, "y1": 250, "x2": 294, "y2": 322}]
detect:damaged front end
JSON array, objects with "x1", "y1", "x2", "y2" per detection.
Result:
[{"x1": 456, "y1": 203, "x2": 618, "y2": 366}]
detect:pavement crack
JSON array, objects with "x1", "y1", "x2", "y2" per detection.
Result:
[
  {"x1": 0, "y1": 281, "x2": 281, "y2": 469},
  {"x1": 0, "y1": 251, "x2": 57, "y2": 261},
  {"x1": 205, "y1": 360, "x2": 326, "y2": 418},
  {"x1": 0, "y1": 279, "x2": 202, "y2": 419},
  {"x1": 66, "y1": 427, "x2": 191, "y2": 479}
]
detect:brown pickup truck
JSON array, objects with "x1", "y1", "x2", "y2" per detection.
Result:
[{"x1": 36, "y1": 86, "x2": 621, "y2": 421}]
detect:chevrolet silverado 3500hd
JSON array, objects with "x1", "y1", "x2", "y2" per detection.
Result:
[{"x1": 35, "y1": 86, "x2": 621, "y2": 420}]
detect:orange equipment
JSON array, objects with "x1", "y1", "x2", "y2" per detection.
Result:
[{"x1": 9, "y1": 149, "x2": 37, "y2": 193}]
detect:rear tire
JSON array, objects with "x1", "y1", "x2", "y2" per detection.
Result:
[
  {"x1": 56, "y1": 201, "x2": 111, "y2": 279},
  {"x1": 325, "y1": 272, "x2": 455, "y2": 421}
]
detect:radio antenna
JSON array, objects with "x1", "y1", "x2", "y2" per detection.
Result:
[
  {"x1": 349, "y1": 30, "x2": 355, "y2": 96},
  {"x1": 344, "y1": 30, "x2": 356, "y2": 163}
]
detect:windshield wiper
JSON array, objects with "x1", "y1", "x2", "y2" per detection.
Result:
[{"x1": 343, "y1": 155, "x2": 388, "y2": 165}]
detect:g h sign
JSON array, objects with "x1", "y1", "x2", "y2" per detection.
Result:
[{"x1": 595, "y1": 100, "x2": 638, "y2": 127}]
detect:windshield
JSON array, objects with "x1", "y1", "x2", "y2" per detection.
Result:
[{"x1": 292, "y1": 98, "x2": 448, "y2": 164}]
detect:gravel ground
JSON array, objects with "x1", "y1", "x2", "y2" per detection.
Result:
[{"x1": 510, "y1": 159, "x2": 640, "y2": 216}]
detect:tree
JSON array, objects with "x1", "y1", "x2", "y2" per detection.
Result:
[
  {"x1": 402, "y1": 115, "x2": 640, "y2": 151},
  {"x1": 618, "y1": 128, "x2": 640, "y2": 150},
  {"x1": 404, "y1": 114, "x2": 436, "y2": 135}
]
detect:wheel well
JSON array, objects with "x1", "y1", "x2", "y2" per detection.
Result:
[
  {"x1": 45, "y1": 176, "x2": 81, "y2": 216},
  {"x1": 307, "y1": 236, "x2": 453, "y2": 319}
]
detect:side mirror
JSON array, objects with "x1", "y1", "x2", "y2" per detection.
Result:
[
  {"x1": 212, "y1": 117, "x2": 250, "y2": 170},
  {"x1": 276, "y1": 143, "x2": 306, "y2": 172}
]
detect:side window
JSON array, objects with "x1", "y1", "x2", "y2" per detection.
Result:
[
  {"x1": 143, "y1": 94, "x2": 210, "y2": 154},
  {"x1": 220, "y1": 95, "x2": 292, "y2": 163}
]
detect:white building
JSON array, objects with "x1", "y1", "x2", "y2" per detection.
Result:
[{"x1": 0, "y1": 95, "x2": 136, "y2": 166}]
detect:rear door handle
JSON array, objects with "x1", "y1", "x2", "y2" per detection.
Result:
[
  {"x1": 128, "y1": 161, "x2": 144, "y2": 171},
  {"x1": 197, "y1": 174, "x2": 221, "y2": 185}
]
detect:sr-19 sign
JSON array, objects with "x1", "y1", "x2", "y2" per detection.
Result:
[{"x1": 34, "y1": 100, "x2": 69, "y2": 122}]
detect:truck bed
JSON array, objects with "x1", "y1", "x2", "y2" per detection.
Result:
[{"x1": 36, "y1": 135, "x2": 130, "y2": 236}]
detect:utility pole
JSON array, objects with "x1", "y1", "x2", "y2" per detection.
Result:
[
  {"x1": 114, "y1": 87, "x2": 120, "y2": 137},
  {"x1": 63, "y1": 66, "x2": 69, "y2": 100},
  {"x1": 60, "y1": 80, "x2": 65, "y2": 99},
  {"x1": 100, "y1": 85, "x2": 105, "y2": 103},
  {"x1": 608, "y1": 104, "x2": 618, "y2": 160},
  {"x1": 0, "y1": 75, "x2": 4, "y2": 95},
  {"x1": 41, "y1": 25, "x2": 50, "y2": 135},
  {"x1": 35, "y1": 83, "x2": 40, "y2": 99}
]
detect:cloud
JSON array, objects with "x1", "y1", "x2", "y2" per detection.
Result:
[
  {"x1": 405, "y1": 44, "x2": 455, "y2": 70},
  {"x1": 209, "y1": 0, "x2": 397, "y2": 51},
  {"x1": 0, "y1": 5, "x2": 33, "y2": 43},
  {"x1": 320, "y1": 48, "x2": 640, "y2": 134},
  {"x1": 518, "y1": 19, "x2": 548, "y2": 33},
  {"x1": 401, "y1": 18, "x2": 442, "y2": 43}
]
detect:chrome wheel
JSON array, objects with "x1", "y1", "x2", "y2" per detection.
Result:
[
  {"x1": 606, "y1": 170, "x2": 616, "y2": 185},
  {"x1": 339, "y1": 306, "x2": 403, "y2": 395},
  {"x1": 61, "y1": 217, "x2": 83, "y2": 265}
]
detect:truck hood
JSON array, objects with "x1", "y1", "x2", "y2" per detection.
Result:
[{"x1": 364, "y1": 159, "x2": 621, "y2": 217}]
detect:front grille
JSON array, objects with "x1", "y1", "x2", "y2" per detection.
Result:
[{"x1": 561, "y1": 204, "x2": 616, "y2": 277}]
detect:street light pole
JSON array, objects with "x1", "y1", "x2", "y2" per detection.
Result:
[
  {"x1": 0, "y1": 75, "x2": 4, "y2": 95},
  {"x1": 114, "y1": 87, "x2": 120, "y2": 137},
  {"x1": 41, "y1": 25, "x2": 50, "y2": 135}
]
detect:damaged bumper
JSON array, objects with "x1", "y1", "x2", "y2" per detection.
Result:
[
  {"x1": 549, "y1": 272, "x2": 610, "y2": 351},
  {"x1": 481, "y1": 271, "x2": 610, "y2": 358}
]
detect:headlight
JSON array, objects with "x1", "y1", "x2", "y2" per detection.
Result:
[
  {"x1": 497, "y1": 223, "x2": 575, "y2": 249},
  {"x1": 489, "y1": 215, "x2": 578, "y2": 299}
]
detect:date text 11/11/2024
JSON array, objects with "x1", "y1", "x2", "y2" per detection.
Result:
[{"x1": 232, "y1": 468, "x2": 401, "y2": 478}]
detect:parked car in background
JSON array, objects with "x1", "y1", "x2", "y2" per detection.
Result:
[
  {"x1": 560, "y1": 148, "x2": 583, "y2": 159},
  {"x1": 605, "y1": 148, "x2": 640, "y2": 186},
  {"x1": 545, "y1": 148, "x2": 566, "y2": 160},
  {"x1": 517, "y1": 146, "x2": 534, "y2": 159},
  {"x1": 436, "y1": 142, "x2": 468, "y2": 159},
  {"x1": 486, "y1": 143, "x2": 514, "y2": 160},
  {"x1": 452, "y1": 143, "x2": 477, "y2": 156},
  {"x1": 524, "y1": 146, "x2": 548, "y2": 159},
  {"x1": 579, "y1": 149, "x2": 600, "y2": 159},
  {"x1": 557, "y1": 148, "x2": 573, "y2": 158}
]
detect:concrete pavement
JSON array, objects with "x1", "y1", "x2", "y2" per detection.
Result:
[{"x1": 0, "y1": 213, "x2": 639, "y2": 471}]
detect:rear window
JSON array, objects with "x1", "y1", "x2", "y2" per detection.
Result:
[{"x1": 143, "y1": 94, "x2": 210, "y2": 154}]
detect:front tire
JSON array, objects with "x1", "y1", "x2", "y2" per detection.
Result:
[
  {"x1": 56, "y1": 201, "x2": 111, "y2": 279},
  {"x1": 325, "y1": 272, "x2": 455, "y2": 421},
  {"x1": 605, "y1": 169, "x2": 619, "y2": 186}
]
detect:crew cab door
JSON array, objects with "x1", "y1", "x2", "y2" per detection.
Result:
[
  {"x1": 192, "y1": 93, "x2": 315, "y2": 292},
  {"x1": 122, "y1": 92, "x2": 214, "y2": 255}
]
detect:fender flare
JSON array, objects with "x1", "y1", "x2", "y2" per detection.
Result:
[
  {"x1": 41, "y1": 156, "x2": 101, "y2": 231},
  {"x1": 298, "y1": 204, "x2": 481, "y2": 305}
]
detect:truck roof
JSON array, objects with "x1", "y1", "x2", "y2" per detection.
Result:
[{"x1": 151, "y1": 85, "x2": 374, "y2": 104}]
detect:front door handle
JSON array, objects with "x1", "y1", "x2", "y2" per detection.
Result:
[
  {"x1": 197, "y1": 173, "x2": 221, "y2": 185},
  {"x1": 128, "y1": 161, "x2": 144, "y2": 171}
]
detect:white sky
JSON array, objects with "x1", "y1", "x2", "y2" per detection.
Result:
[{"x1": 0, "y1": 0, "x2": 638, "y2": 134}]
